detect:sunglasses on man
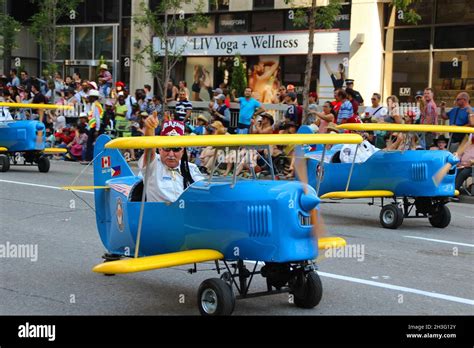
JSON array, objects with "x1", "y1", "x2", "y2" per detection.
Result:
[{"x1": 162, "y1": 147, "x2": 183, "y2": 153}]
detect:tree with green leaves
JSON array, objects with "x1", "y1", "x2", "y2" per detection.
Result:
[
  {"x1": 286, "y1": 0, "x2": 419, "y2": 124},
  {"x1": 133, "y1": 0, "x2": 208, "y2": 111},
  {"x1": 0, "y1": 0, "x2": 21, "y2": 75},
  {"x1": 29, "y1": 0, "x2": 80, "y2": 77},
  {"x1": 230, "y1": 54, "x2": 247, "y2": 99}
]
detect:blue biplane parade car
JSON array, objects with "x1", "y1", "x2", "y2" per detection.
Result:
[
  {"x1": 65, "y1": 132, "x2": 362, "y2": 315},
  {"x1": 300, "y1": 123, "x2": 474, "y2": 229},
  {"x1": 0, "y1": 103, "x2": 70, "y2": 173}
]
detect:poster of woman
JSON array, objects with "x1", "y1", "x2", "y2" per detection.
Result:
[
  {"x1": 248, "y1": 56, "x2": 280, "y2": 103},
  {"x1": 186, "y1": 57, "x2": 214, "y2": 101}
]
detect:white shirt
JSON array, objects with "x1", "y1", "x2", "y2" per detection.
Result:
[
  {"x1": 138, "y1": 155, "x2": 205, "y2": 203},
  {"x1": 0, "y1": 107, "x2": 13, "y2": 121},
  {"x1": 364, "y1": 105, "x2": 387, "y2": 119}
]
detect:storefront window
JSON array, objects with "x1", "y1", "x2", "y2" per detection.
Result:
[
  {"x1": 185, "y1": 57, "x2": 215, "y2": 101},
  {"x1": 432, "y1": 51, "x2": 474, "y2": 104},
  {"x1": 209, "y1": 0, "x2": 229, "y2": 12},
  {"x1": 95, "y1": 26, "x2": 114, "y2": 60},
  {"x1": 393, "y1": 28, "x2": 430, "y2": 50},
  {"x1": 282, "y1": 55, "x2": 319, "y2": 94},
  {"x1": 217, "y1": 13, "x2": 249, "y2": 33},
  {"x1": 434, "y1": 25, "x2": 474, "y2": 49},
  {"x1": 251, "y1": 11, "x2": 283, "y2": 32},
  {"x1": 193, "y1": 16, "x2": 215, "y2": 34},
  {"x1": 104, "y1": 0, "x2": 120, "y2": 22},
  {"x1": 254, "y1": 0, "x2": 274, "y2": 9},
  {"x1": 75, "y1": 27, "x2": 93, "y2": 60},
  {"x1": 436, "y1": 0, "x2": 474, "y2": 24},
  {"x1": 121, "y1": 19, "x2": 131, "y2": 57},
  {"x1": 391, "y1": 53, "x2": 430, "y2": 102}
]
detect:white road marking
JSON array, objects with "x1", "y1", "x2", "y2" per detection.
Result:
[
  {"x1": 0, "y1": 179, "x2": 94, "y2": 195},
  {"x1": 318, "y1": 271, "x2": 474, "y2": 306},
  {"x1": 404, "y1": 235, "x2": 474, "y2": 248},
  {"x1": 243, "y1": 261, "x2": 474, "y2": 306}
]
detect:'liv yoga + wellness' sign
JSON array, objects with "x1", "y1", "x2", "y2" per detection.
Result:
[{"x1": 153, "y1": 31, "x2": 349, "y2": 56}]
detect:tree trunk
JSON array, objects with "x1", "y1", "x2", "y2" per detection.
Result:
[
  {"x1": 162, "y1": 11, "x2": 169, "y2": 114},
  {"x1": 302, "y1": 0, "x2": 316, "y2": 125}
]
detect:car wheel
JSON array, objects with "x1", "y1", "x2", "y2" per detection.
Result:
[
  {"x1": 38, "y1": 156, "x2": 50, "y2": 173},
  {"x1": 0, "y1": 154, "x2": 10, "y2": 172},
  {"x1": 198, "y1": 278, "x2": 235, "y2": 316},
  {"x1": 293, "y1": 271, "x2": 323, "y2": 309},
  {"x1": 380, "y1": 204, "x2": 404, "y2": 229},
  {"x1": 429, "y1": 205, "x2": 451, "y2": 228}
]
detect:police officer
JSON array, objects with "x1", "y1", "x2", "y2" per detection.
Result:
[{"x1": 345, "y1": 79, "x2": 364, "y2": 105}]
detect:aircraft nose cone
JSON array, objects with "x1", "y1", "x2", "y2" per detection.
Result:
[
  {"x1": 36, "y1": 123, "x2": 45, "y2": 131},
  {"x1": 300, "y1": 193, "x2": 320, "y2": 212}
]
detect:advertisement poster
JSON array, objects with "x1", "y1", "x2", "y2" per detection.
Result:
[
  {"x1": 185, "y1": 57, "x2": 214, "y2": 102},
  {"x1": 318, "y1": 54, "x2": 349, "y2": 103},
  {"x1": 248, "y1": 56, "x2": 280, "y2": 103}
]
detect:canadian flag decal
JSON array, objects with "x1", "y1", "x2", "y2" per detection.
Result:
[{"x1": 102, "y1": 156, "x2": 111, "y2": 168}]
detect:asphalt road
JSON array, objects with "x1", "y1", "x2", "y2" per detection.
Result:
[{"x1": 0, "y1": 160, "x2": 473, "y2": 316}]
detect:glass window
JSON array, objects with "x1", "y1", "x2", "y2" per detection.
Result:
[
  {"x1": 254, "y1": 0, "x2": 274, "y2": 9},
  {"x1": 435, "y1": 25, "x2": 474, "y2": 49},
  {"x1": 282, "y1": 55, "x2": 319, "y2": 94},
  {"x1": 94, "y1": 26, "x2": 114, "y2": 60},
  {"x1": 209, "y1": 0, "x2": 229, "y2": 12},
  {"x1": 121, "y1": 18, "x2": 131, "y2": 57},
  {"x1": 432, "y1": 51, "x2": 474, "y2": 105},
  {"x1": 436, "y1": 0, "x2": 474, "y2": 24},
  {"x1": 217, "y1": 13, "x2": 249, "y2": 33},
  {"x1": 251, "y1": 11, "x2": 283, "y2": 32},
  {"x1": 75, "y1": 27, "x2": 93, "y2": 60},
  {"x1": 193, "y1": 16, "x2": 215, "y2": 34},
  {"x1": 85, "y1": 0, "x2": 103, "y2": 23},
  {"x1": 149, "y1": 0, "x2": 162, "y2": 12},
  {"x1": 285, "y1": 10, "x2": 308, "y2": 30},
  {"x1": 391, "y1": 53, "x2": 430, "y2": 102},
  {"x1": 123, "y1": 0, "x2": 132, "y2": 17},
  {"x1": 384, "y1": 1, "x2": 433, "y2": 27},
  {"x1": 392, "y1": 28, "x2": 431, "y2": 50},
  {"x1": 104, "y1": 0, "x2": 120, "y2": 22},
  {"x1": 57, "y1": 27, "x2": 71, "y2": 60}
]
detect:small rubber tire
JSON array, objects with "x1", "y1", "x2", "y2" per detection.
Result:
[
  {"x1": 429, "y1": 205, "x2": 451, "y2": 228},
  {"x1": 293, "y1": 271, "x2": 323, "y2": 309},
  {"x1": 198, "y1": 278, "x2": 235, "y2": 316},
  {"x1": 380, "y1": 204, "x2": 404, "y2": 229},
  {"x1": 38, "y1": 156, "x2": 50, "y2": 173},
  {"x1": 0, "y1": 154, "x2": 10, "y2": 172}
]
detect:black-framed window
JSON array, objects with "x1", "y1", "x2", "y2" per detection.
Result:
[
  {"x1": 217, "y1": 13, "x2": 249, "y2": 33},
  {"x1": 436, "y1": 0, "x2": 474, "y2": 24},
  {"x1": 209, "y1": 0, "x2": 229, "y2": 12},
  {"x1": 253, "y1": 0, "x2": 274, "y2": 9},
  {"x1": 251, "y1": 11, "x2": 283, "y2": 32},
  {"x1": 392, "y1": 28, "x2": 431, "y2": 50},
  {"x1": 56, "y1": 0, "x2": 121, "y2": 24},
  {"x1": 435, "y1": 25, "x2": 474, "y2": 49}
]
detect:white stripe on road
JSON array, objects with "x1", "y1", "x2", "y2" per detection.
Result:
[
  {"x1": 243, "y1": 261, "x2": 474, "y2": 306},
  {"x1": 0, "y1": 179, "x2": 94, "y2": 195},
  {"x1": 404, "y1": 235, "x2": 474, "y2": 248},
  {"x1": 317, "y1": 271, "x2": 474, "y2": 306}
]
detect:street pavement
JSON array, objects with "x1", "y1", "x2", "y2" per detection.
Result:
[{"x1": 0, "y1": 160, "x2": 473, "y2": 315}]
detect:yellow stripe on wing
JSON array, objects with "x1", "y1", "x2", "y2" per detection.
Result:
[
  {"x1": 105, "y1": 133, "x2": 363, "y2": 150},
  {"x1": 338, "y1": 123, "x2": 474, "y2": 134}
]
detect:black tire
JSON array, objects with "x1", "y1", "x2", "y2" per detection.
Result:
[
  {"x1": 380, "y1": 204, "x2": 404, "y2": 229},
  {"x1": 429, "y1": 205, "x2": 451, "y2": 228},
  {"x1": 0, "y1": 154, "x2": 10, "y2": 172},
  {"x1": 198, "y1": 278, "x2": 235, "y2": 316},
  {"x1": 37, "y1": 156, "x2": 50, "y2": 173},
  {"x1": 293, "y1": 271, "x2": 323, "y2": 309}
]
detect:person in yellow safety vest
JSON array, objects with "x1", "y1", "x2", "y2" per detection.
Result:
[{"x1": 82, "y1": 89, "x2": 103, "y2": 164}]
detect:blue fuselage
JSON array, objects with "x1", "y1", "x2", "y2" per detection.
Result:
[{"x1": 0, "y1": 120, "x2": 46, "y2": 152}]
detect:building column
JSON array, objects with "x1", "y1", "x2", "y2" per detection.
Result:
[
  {"x1": 348, "y1": 0, "x2": 385, "y2": 103},
  {"x1": 130, "y1": 0, "x2": 154, "y2": 93}
]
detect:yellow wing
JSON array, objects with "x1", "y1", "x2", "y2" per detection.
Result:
[
  {"x1": 318, "y1": 237, "x2": 346, "y2": 249},
  {"x1": 106, "y1": 133, "x2": 363, "y2": 150},
  {"x1": 92, "y1": 249, "x2": 224, "y2": 274},
  {"x1": 0, "y1": 147, "x2": 7, "y2": 152},
  {"x1": 338, "y1": 123, "x2": 474, "y2": 134},
  {"x1": 0, "y1": 102, "x2": 74, "y2": 110},
  {"x1": 320, "y1": 190, "x2": 395, "y2": 199},
  {"x1": 42, "y1": 148, "x2": 68, "y2": 154}
]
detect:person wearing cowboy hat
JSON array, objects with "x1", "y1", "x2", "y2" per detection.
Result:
[
  {"x1": 432, "y1": 135, "x2": 449, "y2": 151},
  {"x1": 139, "y1": 115, "x2": 205, "y2": 203},
  {"x1": 253, "y1": 112, "x2": 274, "y2": 134},
  {"x1": 193, "y1": 115, "x2": 208, "y2": 135},
  {"x1": 98, "y1": 63, "x2": 112, "y2": 97}
]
